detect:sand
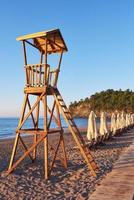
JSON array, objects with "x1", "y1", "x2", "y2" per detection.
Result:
[{"x1": 0, "y1": 128, "x2": 134, "y2": 200}]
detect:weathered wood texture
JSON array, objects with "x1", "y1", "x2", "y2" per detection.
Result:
[{"x1": 90, "y1": 141, "x2": 134, "y2": 200}]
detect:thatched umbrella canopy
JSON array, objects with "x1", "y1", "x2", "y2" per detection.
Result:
[
  {"x1": 126, "y1": 114, "x2": 130, "y2": 127},
  {"x1": 130, "y1": 114, "x2": 134, "y2": 125},
  {"x1": 120, "y1": 111, "x2": 126, "y2": 129},
  {"x1": 87, "y1": 111, "x2": 98, "y2": 141},
  {"x1": 116, "y1": 112, "x2": 121, "y2": 130},
  {"x1": 111, "y1": 113, "x2": 117, "y2": 135},
  {"x1": 99, "y1": 112, "x2": 108, "y2": 136}
]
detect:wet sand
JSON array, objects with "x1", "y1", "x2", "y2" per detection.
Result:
[{"x1": 0, "y1": 128, "x2": 134, "y2": 200}]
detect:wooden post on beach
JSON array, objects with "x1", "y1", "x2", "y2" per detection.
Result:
[{"x1": 7, "y1": 29, "x2": 98, "y2": 178}]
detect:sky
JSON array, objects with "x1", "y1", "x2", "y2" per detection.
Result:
[{"x1": 0, "y1": 0, "x2": 134, "y2": 117}]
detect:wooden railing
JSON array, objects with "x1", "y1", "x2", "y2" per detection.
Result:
[{"x1": 25, "y1": 64, "x2": 59, "y2": 87}]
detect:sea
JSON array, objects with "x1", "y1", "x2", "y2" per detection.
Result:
[{"x1": 0, "y1": 117, "x2": 92, "y2": 140}]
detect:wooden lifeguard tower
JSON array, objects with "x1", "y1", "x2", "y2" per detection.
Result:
[{"x1": 7, "y1": 29, "x2": 98, "y2": 179}]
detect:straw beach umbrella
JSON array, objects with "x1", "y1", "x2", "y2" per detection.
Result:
[
  {"x1": 120, "y1": 112, "x2": 126, "y2": 130},
  {"x1": 116, "y1": 112, "x2": 121, "y2": 130},
  {"x1": 128, "y1": 114, "x2": 131, "y2": 126},
  {"x1": 87, "y1": 111, "x2": 98, "y2": 141},
  {"x1": 99, "y1": 112, "x2": 108, "y2": 138},
  {"x1": 131, "y1": 114, "x2": 134, "y2": 125},
  {"x1": 126, "y1": 114, "x2": 130, "y2": 127},
  {"x1": 130, "y1": 114, "x2": 133, "y2": 125},
  {"x1": 111, "y1": 113, "x2": 117, "y2": 135},
  {"x1": 130, "y1": 113, "x2": 134, "y2": 125}
]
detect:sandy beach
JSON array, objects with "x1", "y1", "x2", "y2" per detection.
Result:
[{"x1": 0, "y1": 128, "x2": 133, "y2": 200}]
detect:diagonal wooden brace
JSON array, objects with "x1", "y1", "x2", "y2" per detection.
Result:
[
  {"x1": 27, "y1": 98, "x2": 36, "y2": 127},
  {"x1": 49, "y1": 135, "x2": 62, "y2": 176},
  {"x1": 19, "y1": 136, "x2": 34, "y2": 161},
  {"x1": 7, "y1": 134, "x2": 46, "y2": 174},
  {"x1": 17, "y1": 91, "x2": 45, "y2": 130}
]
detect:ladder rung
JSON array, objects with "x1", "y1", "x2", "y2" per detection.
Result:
[
  {"x1": 64, "y1": 111, "x2": 71, "y2": 115},
  {"x1": 60, "y1": 104, "x2": 67, "y2": 109},
  {"x1": 57, "y1": 98, "x2": 63, "y2": 101},
  {"x1": 68, "y1": 118, "x2": 73, "y2": 121},
  {"x1": 61, "y1": 105, "x2": 66, "y2": 108},
  {"x1": 62, "y1": 108, "x2": 68, "y2": 112},
  {"x1": 54, "y1": 89, "x2": 98, "y2": 176},
  {"x1": 91, "y1": 162, "x2": 98, "y2": 170}
]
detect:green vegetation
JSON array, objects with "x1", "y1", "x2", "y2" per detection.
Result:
[{"x1": 69, "y1": 89, "x2": 134, "y2": 117}]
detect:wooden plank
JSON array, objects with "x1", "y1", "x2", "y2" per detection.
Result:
[
  {"x1": 33, "y1": 96, "x2": 40, "y2": 160},
  {"x1": 17, "y1": 29, "x2": 59, "y2": 41},
  {"x1": 48, "y1": 38, "x2": 64, "y2": 51},
  {"x1": 44, "y1": 38, "x2": 48, "y2": 85},
  {"x1": 22, "y1": 41, "x2": 29, "y2": 85},
  {"x1": 8, "y1": 133, "x2": 20, "y2": 171},
  {"x1": 39, "y1": 52, "x2": 43, "y2": 85},
  {"x1": 43, "y1": 95, "x2": 48, "y2": 179},
  {"x1": 90, "y1": 142, "x2": 134, "y2": 200},
  {"x1": 16, "y1": 128, "x2": 62, "y2": 134},
  {"x1": 24, "y1": 86, "x2": 46, "y2": 94},
  {"x1": 43, "y1": 40, "x2": 48, "y2": 178},
  {"x1": 25, "y1": 63, "x2": 45, "y2": 67}
]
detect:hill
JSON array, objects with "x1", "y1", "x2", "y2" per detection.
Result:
[{"x1": 69, "y1": 89, "x2": 134, "y2": 118}]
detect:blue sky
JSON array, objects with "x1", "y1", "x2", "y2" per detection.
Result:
[{"x1": 0, "y1": 0, "x2": 134, "y2": 117}]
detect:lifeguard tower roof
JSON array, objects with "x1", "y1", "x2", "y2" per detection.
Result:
[{"x1": 16, "y1": 29, "x2": 68, "y2": 54}]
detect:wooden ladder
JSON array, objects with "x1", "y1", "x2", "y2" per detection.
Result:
[{"x1": 53, "y1": 88, "x2": 99, "y2": 177}]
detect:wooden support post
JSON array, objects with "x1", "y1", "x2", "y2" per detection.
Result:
[
  {"x1": 42, "y1": 37, "x2": 49, "y2": 179},
  {"x1": 22, "y1": 41, "x2": 29, "y2": 85},
  {"x1": 44, "y1": 38, "x2": 48, "y2": 85},
  {"x1": 58, "y1": 51, "x2": 63, "y2": 71},
  {"x1": 43, "y1": 95, "x2": 48, "y2": 179},
  {"x1": 44, "y1": 135, "x2": 48, "y2": 179},
  {"x1": 8, "y1": 133, "x2": 20, "y2": 171},
  {"x1": 56, "y1": 103, "x2": 67, "y2": 168},
  {"x1": 33, "y1": 96, "x2": 40, "y2": 160},
  {"x1": 39, "y1": 52, "x2": 43, "y2": 85},
  {"x1": 53, "y1": 51, "x2": 63, "y2": 86}
]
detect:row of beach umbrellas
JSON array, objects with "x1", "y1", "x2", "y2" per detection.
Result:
[{"x1": 87, "y1": 111, "x2": 134, "y2": 142}]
